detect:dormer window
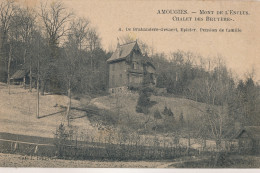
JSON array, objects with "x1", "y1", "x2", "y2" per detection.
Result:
[{"x1": 132, "y1": 62, "x2": 135, "y2": 69}]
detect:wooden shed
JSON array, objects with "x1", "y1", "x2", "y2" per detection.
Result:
[{"x1": 236, "y1": 126, "x2": 260, "y2": 154}]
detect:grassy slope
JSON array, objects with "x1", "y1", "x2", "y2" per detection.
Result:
[
  {"x1": 0, "y1": 83, "x2": 98, "y2": 138},
  {"x1": 90, "y1": 91, "x2": 207, "y2": 130},
  {"x1": 88, "y1": 91, "x2": 218, "y2": 148},
  {"x1": 0, "y1": 83, "x2": 211, "y2": 147}
]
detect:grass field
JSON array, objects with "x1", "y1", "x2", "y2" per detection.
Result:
[
  {"x1": 0, "y1": 83, "x2": 98, "y2": 139},
  {"x1": 0, "y1": 83, "x2": 216, "y2": 148}
]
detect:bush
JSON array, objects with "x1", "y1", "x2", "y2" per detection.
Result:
[
  {"x1": 54, "y1": 123, "x2": 69, "y2": 157},
  {"x1": 162, "y1": 106, "x2": 174, "y2": 117},
  {"x1": 136, "y1": 86, "x2": 154, "y2": 114},
  {"x1": 154, "y1": 109, "x2": 162, "y2": 119},
  {"x1": 168, "y1": 108, "x2": 174, "y2": 117},
  {"x1": 162, "y1": 106, "x2": 168, "y2": 115}
]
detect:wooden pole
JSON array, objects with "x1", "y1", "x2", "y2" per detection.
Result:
[
  {"x1": 66, "y1": 79, "x2": 71, "y2": 126},
  {"x1": 7, "y1": 43, "x2": 12, "y2": 95},
  {"x1": 29, "y1": 58, "x2": 32, "y2": 92},
  {"x1": 23, "y1": 49, "x2": 27, "y2": 89},
  {"x1": 36, "y1": 59, "x2": 39, "y2": 119}
]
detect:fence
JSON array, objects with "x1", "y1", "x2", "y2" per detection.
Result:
[{"x1": 0, "y1": 132, "x2": 202, "y2": 160}]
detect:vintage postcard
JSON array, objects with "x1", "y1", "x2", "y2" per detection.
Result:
[{"x1": 0, "y1": 0, "x2": 260, "y2": 169}]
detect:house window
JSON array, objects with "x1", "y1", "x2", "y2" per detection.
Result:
[
  {"x1": 132, "y1": 62, "x2": 138, "y2": 70},
  {"x1": 136, "y1": 62, "x2": 139, "y2": 70}
]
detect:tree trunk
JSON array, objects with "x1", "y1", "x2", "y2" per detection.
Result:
[
  {"x1": 203, "y1": 138, "x2": 206, "y2": 150},
  {"x1": 66, "y1": 79, "x2": 71, "y2": 126},
  {"x1": 188, "y1": 132, "x2": 191, "y2": 148},
  {"x1": 36, "y1": 60, "x2": 40, "y2": 119},
  {"x1": 216, "y1": 138, "x2": 222, "y2": 152},
  {"x1": 40, "y1": 80, "x2": 46, "y2": 95},
  {"x1": 29, "y1": 58, "x2": 32, "y2": 92},
  {"x1": 7, "y1": 44, "x2": 12, "y2": 95},
  {"x1": 23, "y1": 49, "x2": 27, "y2": 89}
]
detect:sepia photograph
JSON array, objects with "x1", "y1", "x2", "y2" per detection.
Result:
[{"x1": 0, "y1": 0, "x2": 260, "y2": 170}]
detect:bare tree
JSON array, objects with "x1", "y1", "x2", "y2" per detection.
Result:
[
  {"x1": 191, "y1": 57, "x2": 232, "y2": 152},
  {"x1": 40, "y1": 1, "x2": 73, "y2": 56},
  {"x1": 39, "y1": 1, "x2": 73, "y2": 94},
  {"x1": 62, "y1": 45, "x2": 77, "y2": 126},
  {"x1": 69, "y1": 17, "x2": 90, "y2": 51},
  {"x1": 13, "y1": 7, "x2": 36, "y2": 90},
  {"x1": 88, "y1": 28, "x2": 100, "y2": 71},
  {"x1": 0, "y1": 0, "x2": 16, "y2": 82}
]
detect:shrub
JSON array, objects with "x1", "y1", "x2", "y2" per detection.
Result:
[
  {"x1": 162, "y1": 106, "x2": 168, "y2": 115},
  {"x1": 54, "y1": 123, "x2": 69, "y2": 157},
  {"x1": 136, "y1": 86, "x2": 153, "y2": 114},
  {"x1": 168, "y1": 108, "x2": 174, "y2": 117},
  {"x1": 154, "y1": 109, "x2": 162, "y2": 119}
]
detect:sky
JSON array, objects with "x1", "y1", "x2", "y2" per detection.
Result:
[{"x1": 19, "y1": 0, "x2": 260, "y2": 82}]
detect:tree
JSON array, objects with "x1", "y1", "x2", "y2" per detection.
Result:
[
  {"x1": 195, "y1": 58, "x2": 234, "y2": 152},
  {"x1": 61, "y1": 33, "x2": 80, "y2": 126},
  {"x1": 69, "y1": 17, "x2": 89, "y2": 51},
  {"x1": 233, "y1": 77, "x2": 260, "y2": 126},
  {"x1": 168, "y1": 108, "x2": 174, "y2": 117},
  {"x1": 179, "y1": 112, "x2": 184, "y2": 127},
  {"x1": 88, "y1": 28, "x2": 101, "y2": 71},
  {"x1": 136, "y1": 85, "x2": 154, "y2": 114},
  {"x1": 162, "y1": 106, "x2": 168, "y2": 115},
  {"x1": 13, "y1": 7, "x2": 36, "y2": 90},
  {"x1": 153, "y1": 109, "x2": 162, "y2": 132},
  {"x1": 54, "y1": 123, "x2": 69, "y2": 157},
  {"x1": 154, "y1": 109, "x2": 162, "y2": 119},
  {"x1": 39, "y1": 1, "x2": 73, "y2": 94},
  {"x1": 0, "y1": 0, "x2": 16, "y2": 82},
  {"x1": 40, "y1": 1, "x2": 73, "y2": 58}
]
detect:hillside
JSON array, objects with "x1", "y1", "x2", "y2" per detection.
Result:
[
  {"x1": 90, "y1": 91, "x2": 207, "y2": 132},
  {"x1": 0, "y1": 83, "x2": 211, "y2": 145},
  {"x1": 0, "y1": 83, "x2": 99, "y2": 138}
]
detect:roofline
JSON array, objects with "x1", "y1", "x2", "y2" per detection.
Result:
[
  {"x1": 235, "y1": 126, "x2": 260, "y2": 139},
  {"x1": 147, "y1": 61, "x2": 156, "y2": 69},
  {"x1": 118, "y1": 41, "x2": 137, "y2": 47},
  {"x1": 107, "y1": 41, "x2": 138, "y2": 63},
  {"x1": 107, "y1": 57, "x2": 126, "y2": 63}
]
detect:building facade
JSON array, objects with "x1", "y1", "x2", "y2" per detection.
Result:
[{"x1": 107, "y1": 41, "x2": 156, "y2": 93}]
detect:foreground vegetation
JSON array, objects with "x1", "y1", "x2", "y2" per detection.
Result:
[{"x1": 1, "y1": 153, "x2": 259, "y2": 168}]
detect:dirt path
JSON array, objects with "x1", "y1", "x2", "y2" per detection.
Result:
[
  {"x1": 0, "y1": 153, "x2": 171, "y2": 168},
  {"x1": 0, "y1": 153, "x2": 212, "y2": 168}
]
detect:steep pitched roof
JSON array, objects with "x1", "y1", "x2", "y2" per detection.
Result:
[
  {"x1": 10, "y1": 63, "x2": 36, "y2": 80},
  {"x1": 107, "y1": 41, "x2": 139, "y2": 63},
  {"x1": 10, "y1": 69, "x2": 29, "y2": 80},
  {"x1": 143, "y1": 55, "x2": 156, "y2": 69},
  {"x1": 236, "y1": 126, "x2": 260, "y2": 140}
]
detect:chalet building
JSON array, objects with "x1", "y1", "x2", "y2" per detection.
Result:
[
  {"x1": 107, "y1": 40, "x2": 156, "y2": 93},
  {"x1": 236, "y1": 126, "x2": 260, "y2": 154}
]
